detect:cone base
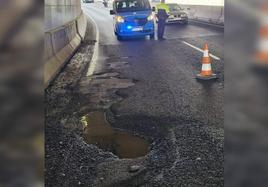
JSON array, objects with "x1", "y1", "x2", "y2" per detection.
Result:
[
  {"x1": 251, "y1": 62, "x2": 268, "y2": 74},
  {"x1": 196, "y1": 73, "x2": 218, "y2": 80},
  {"x1": 255, "y1": 53, "x2": 268, "y2": 63}
]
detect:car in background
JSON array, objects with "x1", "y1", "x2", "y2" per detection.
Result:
[
  {"x1": 166, "y1": 3, "x2": 188, "y2": 24},
  {"x1": 110, "y1": 0, "x2": 155, "y2": 40},
  {"x1": 83, "y1": 0, "x2": 94, "y2": 3}
]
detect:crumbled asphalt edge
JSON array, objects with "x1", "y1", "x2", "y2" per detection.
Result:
[
  {"x1": 103, "y1": 60, "x2": 224, "y2": 186},
  {"x1": 45, "y1": 18, "x2": 224, "y2": 187},
  {"x1": 106, "y1": 109, "x2": 224, "y2": 187},
  {"x1": 45, "y1": 18, "x2": 117, "y2": 187}
]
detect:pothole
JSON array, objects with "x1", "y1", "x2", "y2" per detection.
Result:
[{"x1": 81, "y1": 111, "x2": 149, "y2": 159}]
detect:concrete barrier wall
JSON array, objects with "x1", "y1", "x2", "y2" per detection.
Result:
[
  {"x1": 76, "y1": 13, "x2": 87, "y2": 39},
  {"x1": 45, "y1": 0, "x2": 81, "y2": 6},
  {"x1": 44, "y1": 0, "x2": 86, "y2": 87},
  {"x1": 45, "y1": 0, "x2": 82, "y2": 31},
  {"x1": 44, "y1": 12, "x2": 87, "y2": 87},
  {"x1": 180, "y1": 5, "x2": 224, "y2": 25}
]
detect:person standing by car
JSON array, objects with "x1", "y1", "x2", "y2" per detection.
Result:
[{"x1": 156, "y1": 0, "x2": 169, "y2": 40}]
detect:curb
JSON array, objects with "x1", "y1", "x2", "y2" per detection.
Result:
[{"x1": 44, "y1": 11, "x2": 88, "y2": 88}]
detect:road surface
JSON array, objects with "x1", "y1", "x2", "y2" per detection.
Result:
[
  {"x1": 82, "y1": 2, "x2": 224, "y2": 127},
  {"x1": 46, "y1": 2, "x2": 224, "y2": 186}
]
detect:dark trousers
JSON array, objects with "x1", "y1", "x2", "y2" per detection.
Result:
[{"x1": 157, "y1": 19, "x2": 166, "y2": 39}]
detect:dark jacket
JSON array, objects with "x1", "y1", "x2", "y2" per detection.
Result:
[{"x1": 156, "y1": 9, "x2": 169, "y2": 20}]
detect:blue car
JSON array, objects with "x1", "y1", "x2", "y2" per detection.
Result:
[{"x1": 110, "y1": 0, "x2": 155, "y2": 40}]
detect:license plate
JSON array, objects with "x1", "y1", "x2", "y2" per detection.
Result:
[
  {"x1": 132, "y1": 27, "x2": 143, "y2": 31},
  {"x1": 170, "y1": 17, "x2": 182, "y2": 21}
]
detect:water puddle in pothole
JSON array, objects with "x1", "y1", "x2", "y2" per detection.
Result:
[{"x1": 81, "y1": 111, "x2": 149, "y2": 159}]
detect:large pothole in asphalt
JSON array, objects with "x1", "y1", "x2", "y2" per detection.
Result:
[{"x1": 81, "y1": 111, "x2": 149, "y2": 159}]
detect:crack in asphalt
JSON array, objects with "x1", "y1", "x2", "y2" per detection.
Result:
[{"x1": 46, "y1": 12, "x2": 224, "y2": 186}]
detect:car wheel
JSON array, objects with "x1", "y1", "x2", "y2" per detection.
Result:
[
  {"x1": 150, "y1": 34, "x2": 155, "y2": 39},
  {"x1": 183, "y1": 19, "x2": 188, "y2": 24}
]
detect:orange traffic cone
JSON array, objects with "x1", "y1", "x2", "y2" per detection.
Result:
[
  {"x1": 254, "y1": 5, "x2": 268, "y2": 64},
  {"x1": 196, "y1": 43, "x2": 217, "y2": 80}
]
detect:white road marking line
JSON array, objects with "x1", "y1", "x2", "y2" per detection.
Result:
[
  {"x1": 182, "y1": 41, "x2": 221, "y2": 61},
  {"x1": 167, "y1": 33, "x2": 221, "y2": 40},
  {"x1": 83, "y1": 9, "x2": 100, "y2": 77}
]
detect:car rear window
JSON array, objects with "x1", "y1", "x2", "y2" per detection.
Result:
[
  {"x1": 115, "y1": 0, "x2": 151, "y2": 12},
  {"x1": 167, "y1": 4, "x2": 183, "y2": 12}
]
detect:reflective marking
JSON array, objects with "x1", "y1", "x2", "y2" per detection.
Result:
[
  {"x1": 204, "y1": 50, "x2": 209, "y2": 57},
  {"x1": 258, "y1": 38, "x2": 268, "y2": 51},
  {"x1": 182, "y1": 41, "x2": 221, "y2": 61},
  {"x1": 84, "y1": 9, "x2": 100, "y2": 77},
  {"x1": 202, "y1": 63, "x2": 212, "y2": 71}
]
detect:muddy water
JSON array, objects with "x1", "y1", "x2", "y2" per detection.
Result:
[{"x1": 81, "y1": 111, "x2": 149, "y2": 159}]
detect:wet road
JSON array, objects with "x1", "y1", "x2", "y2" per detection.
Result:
[
  {"x1": 45, "y1": 2, "x2": 224, "y2": 186},
  {"x1": 82, "y1": 2, "x2": 224, "y2": 128}
]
